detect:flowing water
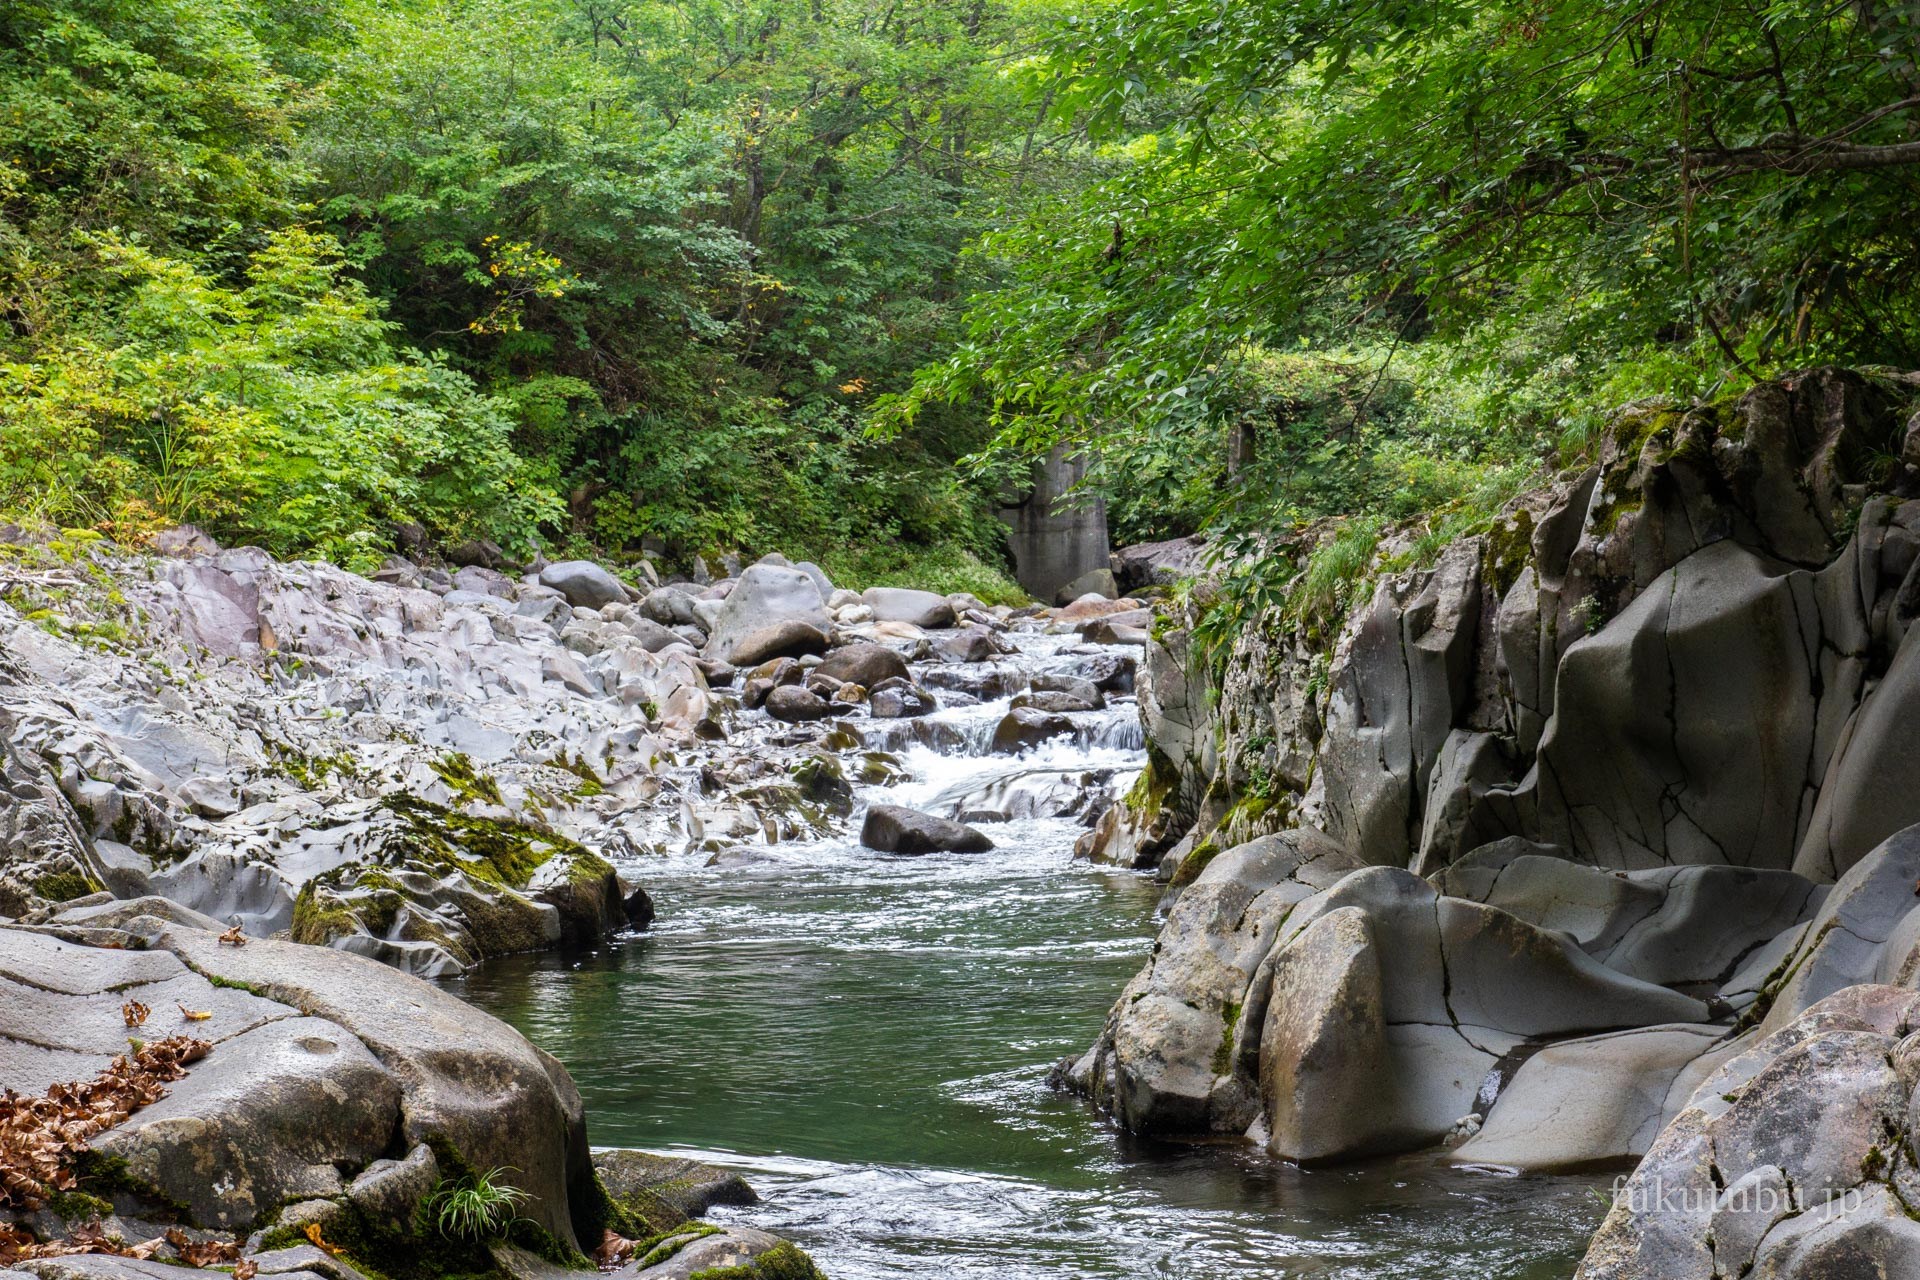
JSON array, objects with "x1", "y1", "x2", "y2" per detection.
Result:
[{"x1": 448, "y1": 632, "x2": 1612, "y2": 1279}]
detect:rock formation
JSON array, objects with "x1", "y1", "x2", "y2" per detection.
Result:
[{"x1": 1067, "y1": 368, "x2": 1920, "y2": 1273}]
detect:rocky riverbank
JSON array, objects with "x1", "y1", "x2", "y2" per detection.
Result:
[
  {"x1": 0, "y1": 526, "x2": 1151, "y2": 1280},
  {"x1": 1065, "y1": 367, "x2": 1920, "y2": 1275}
]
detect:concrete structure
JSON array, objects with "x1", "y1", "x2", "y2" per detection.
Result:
[{"x1": 996, "y1": 446, "x2": 1110, "y2": 602}]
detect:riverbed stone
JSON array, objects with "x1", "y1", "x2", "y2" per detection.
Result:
[
  {"x1": 1451, "y1": 1023, "x2": 1728, "y2": 1171},
  {"x1": 868, "y1": 678, "x2": 935, "y2": 718},
  {"x1": 540, "y1": 560, "x2": 627, "y2": 609},
  {"x1": 1576, "y1": 992, "x2": 1920, "y2": 1279},
  {"x1": 764, "y1": 685, "x2": 834, "y2": 722},
  {"x1": 991, "y1": 706, "x2": 1072, "y2": 754},
  {"x1": 592, "y1": 1149, "x2": 757, "y2": 1235},
  {"x1": 860, "y1": 804, "x2": 994, "y2": 854},
  {"x1": 814, "y1": 642, "x2": 908, "y2": 689},
  {"x1": 94, "y1": 1016, "x2": 402, "y2": 1230},
  {"x1": 154, "y1": 928, "x2": 599, "y2": 1251},
  {"x1": 704, "y1": 564, "x2": 834, "y2": 665},
  {"x1": 626, "y1": 1227, "x2": 820, "y2": 1280},
  {"x1": 861, "y1": 587, "x2": 955, "y2": 629}
]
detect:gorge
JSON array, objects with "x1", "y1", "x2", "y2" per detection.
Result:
[{"x1": 6, "y1": 367, "x2": 1920, "y2": 1279}]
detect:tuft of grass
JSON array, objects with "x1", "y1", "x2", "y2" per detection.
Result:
[{"x1": 423, "y1": 1167, "x2": 529, "y2": 1242}]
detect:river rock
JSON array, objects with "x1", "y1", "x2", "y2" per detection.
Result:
[
  {"x1": 1012, "y1": 689, "x2": 1100, "y2": 715},
  {"x1": 814, "y1": 642, "x2": 909, "y2": 689},
  {"x1": 592, "y1": 1148, "x2": 757, "y2": 1235},
  {"x1": 95, "y1": 1016, "x2": 403, "y2": 1230},
  {"x1": 1111, "y1": 535, "x2": 1206, "y2": 592},
  {"x1": 0, "y1": 921, "x2": 599, "y2": 1253},
  {"x1": 704, "y1": 564, "x2": 834, "y2": 665},
  {"x1": 869, "y1": 677, "x2": 935, "y2": 718},
  {"x1": 764, "y1": 685, "x2": 834, "y2": 722},
  {"x1": 155, "y1": 925, "x2": 600, "y2": 1250},
  {"x1": 539, "y1": 559, "x2": 627, "y2": 608},
  {"x1": 991, "y1": 706, "x2": 1073, "y2": 754},
  {"x1": 627, "y1": 1227, "x2": 822, "y2": 1280},
  {"x1": 861, "y1": 587, "x2": 955, "y2": 629},
  {"x1": 1054, "y1": 569, "x2": 1117, "y2": 604},
  {"x1": 1449, "y1": 1023, "x2": 1730, "y2": 1171},
  {"x1": 1028, "y1": 673, "x2": 1105, "y2": 708},
  {"x1": 1081, "y1": 619, "x2": 1149, "y2": 646},
  {"x1": 860, "y1": 803, "x2": 994, "y2": 854},
  {"x1": 930, "y1": 625, "x2": 1006, "y2": 664}
]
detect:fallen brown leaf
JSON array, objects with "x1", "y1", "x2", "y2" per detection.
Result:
[
  {"x1": 217, "y1": 924, "x2": 247, "y2": 946},
  {"x1": 302, "y1": 1224, "x2": 342, "y2": 1257},
  {"x1": 121, "y1": 1001, "x2": 150, "y2": 1028},
  {"x1": 235, "y1": 1259, "x2": 259, "y2": 1280},
  {"x1": 177, "y1": 1003, "x2": 212, "y2": 1022}
]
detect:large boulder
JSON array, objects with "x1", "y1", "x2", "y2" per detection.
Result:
[
  {"x1": 704, "y1": 565, "x2": 833, "y2": 665},
  {"x1": 868, "y1": 678, "x2": 936, "y2": 718},
  {"x1": 1063, "y1": 830, "x2": 1362, "y2": 1136},
  {"x1": 1576, "y1": 987, "x2": 1920, "y2": 1280},
  {"x1": 1068, "y1": 855, "x2": 1712, "y2": 1159},
  {"x1": 539, "y1": 560, "x2": 628, "y2": 609},
  {"x1": 0, "y1": 922, "x2": 599, "y2": 1252},
  {"x1": 861, "y1": 587, "x2": 955, "y2": 630},
  {"x1": 860, "y1": 804, "x2": 994, "y2": 854},
  {"x1": 1112, "y1": 535, "x2": 1207, "y2": 592},
  {"x1": 155, "y1": 926, "x2": 600, "y2": 1251},
  {"x1": 1053, "y1": 568, "x2": 1117, "y2": 604}
]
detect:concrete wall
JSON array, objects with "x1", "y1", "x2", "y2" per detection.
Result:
[{"x1": 996, "y1": 446, "x2": 1110, "y2": 602}]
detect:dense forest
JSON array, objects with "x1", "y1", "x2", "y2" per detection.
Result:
[{"x1": 4, "y1": 0, "x2": 1919, "y2": 604}]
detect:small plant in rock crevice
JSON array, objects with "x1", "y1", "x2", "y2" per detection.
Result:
[{"x1": 423, "y1": 1167, "x2": 529, "y2": 1242}]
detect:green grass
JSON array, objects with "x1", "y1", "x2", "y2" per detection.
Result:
[
  {"x1": 812, "y1": 540, "x2": 1029, "y2": 606},
  {"x1": 425, "y1": 1167, "x2": 530, "y2": 1242}
]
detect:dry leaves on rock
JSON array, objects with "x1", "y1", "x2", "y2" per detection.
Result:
[
  {"x1": 218, "y1": 924, "x2": 247, "y2": 946},
  {"x1": 177, "y1": 1003, "x2": 211, "y2": 1022},
  {"x1": 235, "y1": 1259, "x2": 259, "y2": 1280},
  {"x1": 166, "y1": 1227, "x2": 239, "y2": 1267},
  {"x1": 594, "y1": 1229, "x2": 634, "y2": 1271},
  {"x1": 121, "y1": 1001, "x2": 150, "y2": 1028},
  {"x1": 0, "y1": 1035, "x2": 211, "y2": 1209},
  {"x1": 0, "y1": 1220, "x2": 241, "y2": 1268}
]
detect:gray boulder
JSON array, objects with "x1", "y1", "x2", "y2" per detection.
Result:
[
  {"x1": 1576, "y1": 986, "x2": 1920, "y2": 1280},
  {"x1": 593, "y1": 1148, "x2": 757, "y2": 1235},
  {"x1": 930, "y1": 626, "x2": 1007, "y2": 663},
  {"x1": 705, "y1": 564, "x2": 834, "y2": 665},
  {"x1": 1111, "y1": 535, "x2": 1206, "y2": 592},
  {"x1": 861, "y1": 587, "x2": 955, "y2": 629},
  {"x1": 540, "y1": 559, "x2": 628, "y2": 609},
  {"x1": 628, "y1": 1227, "x2": 820, "y2": 1280},
  {"x1": 155, "y1": 927, "x2": 600, "y2": 1250},
  {"x1": 1013, "y1": 689, "x2": 1101, "y2": 715},
  {"x1": 95, "y1": 1016, "x2": 403, "y2": 1230},
  {"x1": 860, "y1": 804, "x2": 994, "y2": 854}
]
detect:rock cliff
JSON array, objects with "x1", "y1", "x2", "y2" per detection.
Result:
[{"x1": 1069, "y1": 368, "x2": 1920, "y2": 1274}]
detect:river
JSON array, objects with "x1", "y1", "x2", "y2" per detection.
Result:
[{"x1": 447, "y1": 629, "x2": 1612, "y2": 1278}]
